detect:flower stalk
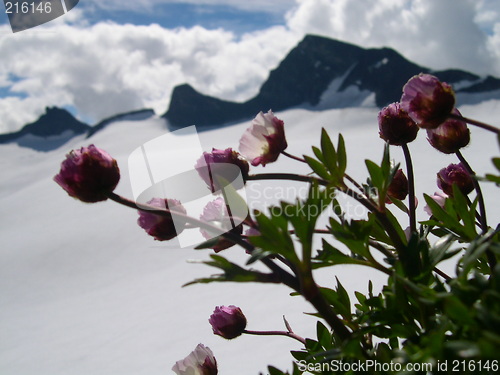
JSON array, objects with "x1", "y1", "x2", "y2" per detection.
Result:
[{"x1": 402, "y1": 144, "x2": 417, "y2": 233}]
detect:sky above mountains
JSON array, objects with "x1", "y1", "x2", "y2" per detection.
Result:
[{"x1": 0, "y1": 0, "x2": 499, "y2": 133}]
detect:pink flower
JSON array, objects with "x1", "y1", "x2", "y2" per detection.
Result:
[
  {"x1": 209, "y1": 305, "x2": 247, "y2": 339},
  {"x1": 195, "y1": 148, "x2": 249, "y2": 193},
  {"x1": 426, "y1": 109, "x2": 470, "y2": 154},
  {"x1": 172, "y1": 343, "x2": 218, "y2": 375},
  {"x1": 239, "y1": 110, "x2": 287, "y2": 166},
  {"x1": 199, "y1": 197, "x2": 242, "y2": 252},
  {"x1": 424, "y1": 191, "x2": 449, "y2": 215},
  {"x1": 378, "y1": 102, "x2": 419, "y2": 145},
  {"x1": 437, "y1": 163, "x2": 474, "y2": 196},
  {"x1": 137, "y1": 198, "x2": 187, "y2": 241},
  {"x1": 401, "y1": 73, "x2": 455, "y2": 129},
  {"x1": 54, "y1": 144, "x2": 120, "y2": 203}
]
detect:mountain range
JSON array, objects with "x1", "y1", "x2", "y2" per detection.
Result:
[{"x1": 2, "y1": 34, "x2": 500, "y2": 149}]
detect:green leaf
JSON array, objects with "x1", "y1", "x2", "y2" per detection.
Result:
[
  {"x1": 493, "y1": 157, "x2": 500, "y2": 171},
  {"x1": 304, "y1": 155, "x2": 330, "y2": 180},
  {"x1": 312, "y1": 146, "x2": 325, "y2": 164},
  {"x1": 365, "y1": 160, "x2": 383, "y2": 190},
  {"x1": 320, "y1": 128, "x2": 337, "y2": 173},
  {"x1": 184, "y1": 255, "x2": 279, "y2": 286},
  {"x1": 451, "y1": 184, "x2": 477, "y2": 239},
  {"x1": 252, "y1": 211, "x2": 298, "y2": 263},
  {"x1": 443, "y1": 296, "x2": 476, "y2": 326},
  {"x1": 194, "y1": 236, "x2": 221, "y2": 250},
  {"x1": 316, "y1": 321, "x2": 331, "y2": 349},
  {"x1": 313, "y1": 239, "x2": 371, "y2": 269},
  {"x1": 320, "y1": 287, "x2": 351, "y2": 319},
  {"x1": 337, "y1": 134, "x2": 347, "y2": 175},
  {"x1": 428, "y1": 235, "x2": 460, "y2": 268}
]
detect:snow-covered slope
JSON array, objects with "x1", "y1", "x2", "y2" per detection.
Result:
[{"x1": 1, "y1": 102, "x2": 499, "y2": 374}]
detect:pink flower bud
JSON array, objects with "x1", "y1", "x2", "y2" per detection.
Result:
[
  {"x1": 209, "y1": 305, "x2": 247, "y2": 339},
  {"x1": 401, "y1": 73, "x2": 455, "y2": 129},
  {"x1": 199, "y1": 198, "x2": 242, "y2": 252},
  {"x1": 437, "y1": 163, "x2": 474, "y2": 196},
  {"x1": 426, "y1": 109, "x2": 470, "y2": 154},
  {"x1": 378, "y1": 103, "x2": 419, "y2": 145},
  {"x1": 54, "y1": 145, "x2": 120, "y2": 203},
  {"x1": 195, "y1": 148, "x2": 249, "y2": 193},
  {"x1": 137, "y1": 198, "x2": 187, "y2": 241},
  {"x1": 239, "y1": 110, "x2": 288, "y2": 166},
  {"x1": 386, "y1": 169, "x2": 409, "y2": 202},
  {"x1": 172, "y1": 343, "x2": 218, "y2": 375},
  {"x1": 424, "y1": 191, "x2": 448, "y2": 215}
]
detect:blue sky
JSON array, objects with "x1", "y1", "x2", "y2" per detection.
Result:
[
  {"x1": 0, "y1": 0, "x2": 499, "y2": 133},
  {"x1": 0, "y1": 1, "x2": 291, "y2": 33}
]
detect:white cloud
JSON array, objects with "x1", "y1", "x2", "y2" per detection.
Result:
[
  {"x1": 0, "y1": 22, "x2": 299, "y2": 132},
  {"x1": 286, "y1": 0, "x2": 500, "y2": 76},
  {"x1": 0, "y1": 0, "x2": 499, "y2": 133}
]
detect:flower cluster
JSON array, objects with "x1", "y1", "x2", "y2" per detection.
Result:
[
  {"x1": 378, "y1": 73, "x2": 470, "y2": 156},
  {"x1": 53, "y1": 70, "x2": 499, "y2": 373}
]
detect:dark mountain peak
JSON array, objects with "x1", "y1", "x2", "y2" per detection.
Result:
[
  {"x1": 163, "y1": 34, "x2": 500, "y2": 130},
  {"x1": 164, "y1": 83, "x2": 247, "y2": 128},
  {"x1": 0, "y1": 106, "x2": 91, "y2": 150},
  {"x1": 87, "y1": 108, "x2": 155, "y2": 138},
  {"x1": 21, "y1": 106, "x2": 90, "y2": 137}
]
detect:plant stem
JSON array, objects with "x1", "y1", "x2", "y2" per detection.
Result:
[
  {"x1": 455, "y1": 151, "x2": 487, "y2": 231},
  {"x1": 248, "y1": 173, "x2": 406, "y2": 251},
  {"x1": 282, "y1": 151, "x2": 366, "y2": 195},
  {"x1": 243, "y1": 329, "x2": 306, "y2": 345},
  {"x1": 107, "y1": 192, "x2": 255, "y2": 252},
  {"x1": 402, "y1": 144, "x2": 416, "y2": 234},
  {"x1": 448, "y1": 113, "x2": 500, "y2": 135},
  {"x1": 455, "y1": 151, "x2": 497, "y2": 269},
  {"x1": 247, "y1": 173, "x2": 322, "y2": 185},
  {"x1": 105, "y1": 192, "x2": 301, "y2": 290},
  {"x1": 300, "y1": 274, "x2": 352, "y2": 342},
  {"x1": 282, "y1": 151, "x2": 307, "y2": 163}
]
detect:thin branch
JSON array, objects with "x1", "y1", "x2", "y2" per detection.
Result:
[
  {"x1": 456, "y1": 151, "x2": 497, "y2": 270},
  {"x1": 243, "y1": 329, "x2": 306, "y2": 345},
  {"x1": 106, "y1": 192, "x2": 301, "y2": 291},
  {"x1": 282, "y1": 151, "x2": 307, "y2": 163},
  {"x1": 456, "y1": 151, "x2": 488, "y2": 231},
  {"x1": 448, "y1": 113, "x2": 500, "y2": 135}
]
